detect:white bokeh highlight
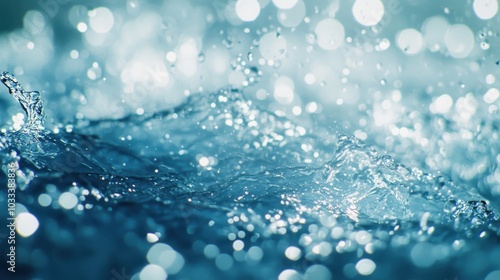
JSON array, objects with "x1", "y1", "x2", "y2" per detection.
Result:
[
  {"x1": 315, "y1": 18, "x2": 345, "y2": 50},
  {"x1": 272, "y1": 0, "x2": 298, "y2": 9},
  {"x1": 444, "y1": 24, "x2": 475, "y2": 58},
  {"x1": 277, "y1": 0, "x2": 306, "y2": 28},
  {"x1": 473, "y1": 0, "x2": 498, "y2": 20},
  {"x1": 422, "y1": 16, "x2": 449, "y2": 52},
  {"x1": 16, "y1": 212, "x2": 39, "y2": 237},
  {"x1": 352, "y1": 0, "x2": 385, "y2": 26},
  {"x1": 274, "y1": 76, "x2": 295, "y2": 105},
  {"x1": 88, "y1": 7, "x2": 114, "y2": 34},
  {"x1": 236, "y1": 0, "x2": 261, "y2": 22},
  {"x1": 259, "y1": 31, "x2": 287, "y2": 60},
  {"x1": 396, "y1": 28, "x2": 424, "y2": 55}
]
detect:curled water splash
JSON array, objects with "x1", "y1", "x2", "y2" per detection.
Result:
[{"x1": 1, "y1": 71, "x2": 44, "y2": 130}]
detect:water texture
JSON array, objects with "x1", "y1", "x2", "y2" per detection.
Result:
[
  {"x1": 1, "y1": 1, "x2": 500, "y2": 280},
  {"x1": 1, "y1": 72, "x2": 499, "y2": 280}
]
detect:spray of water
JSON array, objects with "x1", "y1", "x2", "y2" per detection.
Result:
[{"x1": 1, "y1": 71, "x2": 44, "y2": 130}]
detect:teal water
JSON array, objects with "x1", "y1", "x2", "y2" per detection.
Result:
[
  {"x1": 1, "y1": 72, "x2": 499, "y2": 279},
  {"x1": 1, "y1": 1, "x2": 500, "y2": 279}
]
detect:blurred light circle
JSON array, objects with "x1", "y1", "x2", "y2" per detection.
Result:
[
  {"x1": 396, "y1": 28, "x2": 424, "y2": 55},
  {"x1": 355, "y1": 259, "x2": 376, "y2": 276},
  {"x1": 484, "y1": 88, "x2": 499, "y2": 104},
  {"x1": 247, "y1": 246, "x2": 263, "y2": 261},
  {"x1": 179, "y1": 38, "x2": 200, "y2": 58},
  {"x1": 304, "y1": 264, "x2": 332, "y2": 280},
  {"x1": 304, "y1": 73, "x2": 316, "y2": 85},
  {"x1": 486, "y1": 74, "x2": 495, "y2": 84},
  {"x1": 273, "y1": 0, "x2": 298, "y2": 9},
  {"x1": 215, "y1": 254, "x2": 234, "y2": 271},
  {"x1": 58, "y1": 192, "x2": 78, "y2": 210},
  {"x1": 285, "y1": 246, "x2": 302, "y2": 261},
  {"x1": 327, "y1": 1, "x2": 341, "y2": 15},
  {"x1": 430, "y1": 94, "x2": 453, "y2": 114},
  {"x1": 473, "y1": 0, "x2": 498, "y2": 20},
  {"x1": 89, "y1": 7, "x2": 114, "y2": 34},
  {"x1": 166, "y1": 51, "x2": 177, "y2": 63},
  {"x1": 277, "y1": 0, "x2": 306, "y2": 28},
  {"x1": 147, "y1": 243, "x2": 173, "y2": 264},
  {"x1": 77, "y1": 22, "x2": 88, "y2": 33},
  {"x1": 70, "y1": 50, "x2": 79, "y2": 59},
  {"x1": 38, "y1": 193, "x2": 52, "y2": 207},
  {"x1": 203, "y1": 244, "x2": 220, "y2": 259},
  {"x1": 486, "y1": 270, "x2": 500, "y2": 280},
  {"x1": 274, "y1": 76, "x2": 295, "y2": 104},
  {"x1": 147, "y1": 233, "x2": 159, "y2": 243},
  {"x1": 411, "y1": 243, "x2": 436, "y2": 267},
  {"x1": 422, "y1": 16, "x2": 449, "y2": 52},
  {"x1": 16, "y1": 213, "x2": 39, "y2": 237},
  {"x1": 315, "y1": 18, "x2": 345, "y2": 50},
  {"x1": 259, "y1": 31, "x2": 287, "y2": 60},
  {"x1": 199, "y1": 156, "x2": 210, "y2": 167},
  {"x1": 159, "y1": 250, "x2": 185, "y2": 274},
  {"x1": 278, "y1": 269, "x2": 302, "y2": 280},
  {"x1": 236, "y1": 0, "x2": 261, "y2": 22},
  {"x1": 233, "y1": 240, "x2": 245, "y2": 251},
  {"x1": 444, "y1": 24, "x2": 475, "y2": 58},
  {"x1": 139, "y1": 264, "x2": 167, "y2": 280},
  {"x1": 352, "y1": 0, "x2": 384, "y2": 26}
]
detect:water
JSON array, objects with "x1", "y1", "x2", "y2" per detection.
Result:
[
  {"x1": 1, "y1": 72, "x2": 44, "y2": 130},
  {"x1": 1, "y1": 72, "x2": 499, "y2": 280},
  {"x1": 2, "y1": 1, "x2": 500, "y2": 279}
]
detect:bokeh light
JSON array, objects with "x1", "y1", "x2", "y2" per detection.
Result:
[
  {"x1": 259, "y1": 31, "x2": 287, "y2": 60},
  {"x1": 1, "y1": 1, "x2": 500, "y2": 280},
  {"x1": 16, "y1": 212, "x2": 39, "y2": 237},
  {"x1": 396, "y1": 28, "x2": 424, "y2": 55},
  {"x1": 352, "y1": 0, "x2": 384, "y2": 26},
  {"x1": 473, "y1": 0, "x2": 499, "y2": 20},
  {"x1": 236, "y1": 0, "x2": 261, "y2": 22},
  {"x1": 88, "y1": 7, "x2": 114, "y2": 34},
  {"x1": 315, "y1": 18, "x2": 345, "y2": 50},
  {"x1": 272, "y1": 0, "x2": 298, "y2": 10},
  {"x1": 444, "y1": 24, "x2": 475, "y2": 58}
]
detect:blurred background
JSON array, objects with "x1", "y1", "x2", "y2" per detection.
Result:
[
  {"x1": 1, "y1": 0, "x2": 499, "y2": 203},
  {"x1": 1, "y1": 0, "x2": 500, "y2": 279}
]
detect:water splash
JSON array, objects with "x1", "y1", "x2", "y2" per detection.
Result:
[
  {"x1": 1, "y1": 76, "x2": 499, "y2": 280},
  {"x1": 1, "y1": 71, "x2": 44, "y2": 130},
  {"x1": 322, "y1": 135, "x2": 496, "y2": 229},
  {"x1": 1, "y1": 81, "x2": 494, "y2": 231}
]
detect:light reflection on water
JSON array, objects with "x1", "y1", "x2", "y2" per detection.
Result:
[{"x1": 1, "y1": 1, "x2": 500, "y2": 279}]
